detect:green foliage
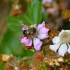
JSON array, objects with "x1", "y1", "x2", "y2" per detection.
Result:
[
  {"x1": 5, "y1": 0, "x2": 42, "y2": 58},
  {"x1": 0, "y1": 0, "x2": 42, "y2": 69},
  {"x1": 0, "y1": 64, "x2": 5, "y2": 70},
  {"x1": 26, "y1": 0, "x2": 42, "y2": 25},
  {"x1": 7, "y1": 16, "x2": 22, "y2": 32},
  {"x1": 7, "y1": 0, "x2": 42, "y2": 32},
  {"x1": 0, "y1": 28, "x2": 35, "y2": 58},
  {"x1": 0, "y1": 28, "x2": 34, "y2": 69}
]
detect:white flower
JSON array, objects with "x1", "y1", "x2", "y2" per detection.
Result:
[{"x1": 50, "y1": 30, "x2": 70, "y2": 56}]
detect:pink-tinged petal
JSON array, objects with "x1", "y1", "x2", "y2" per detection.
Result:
[
  {"x1": 22, "y1": 25, "x2": 27, "y2": 30},
  {"x1": 38, "y1": 27, "x2": 49, "y2": 34},
  {"x1": 50, "y1": 44, "x2": 60, "y2": 52},
  {"x1": 42, "y1": 0, "x2": 53, "y2": 4},
  {"x1": 38, "y1": 21, "x2": 45, "y2": 30},
  {"x1": 21, "y1": 37, "x2": 32, "y2": 46},
  {"x1": 38, "y1": 34, "x2": 48, "y2": 39},
  {"x1": 33, "y1": 38, "x2": 42, "y2": 50},
  {"x1": 21, "y1": 37, "x2": 27, "y2": 43},
  {"x1": 25, "y1": 39, "x2": 32, "y2": 46},
  {"x1": 58, "y1": 44, "x2": 67, "y2": 56},
  {"x1": 52, "y1": 36, "x2": 60, "y2": 44}
]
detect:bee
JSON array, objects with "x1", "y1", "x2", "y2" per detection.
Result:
[
  {"x1": 23, "y1": 27, "x2": 37, "y2": 37},
  {"x1": 19, "y1": 22, "x2": 37, "y2": 37}
]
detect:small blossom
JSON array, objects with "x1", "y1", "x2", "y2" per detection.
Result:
[
  {"x1": 42, "y1": 0, "x2": 53, "y2": 4},
  {"x1": 21, "y1": 21, "x2": 49, "y2": 50},
  {"x1": 50, "y1": 30, "x2": 70, "y2": 56}
]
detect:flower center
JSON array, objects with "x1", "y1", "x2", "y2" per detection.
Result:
[{"x1": 60, "y1": 32, "x2": 70, "y2": 43}]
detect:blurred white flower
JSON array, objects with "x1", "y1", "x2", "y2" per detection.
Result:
[{"x1": 50, "y1": 30, "x2": 70, "y2": 56}]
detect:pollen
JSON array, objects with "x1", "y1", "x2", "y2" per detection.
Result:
[{"x1": 60, "y1": 32, "x2": 70, "y2": 43}]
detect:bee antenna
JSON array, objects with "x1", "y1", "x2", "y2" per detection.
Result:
[{"x1": 19, "y1": 21, "x2": 24, "y2": 26}]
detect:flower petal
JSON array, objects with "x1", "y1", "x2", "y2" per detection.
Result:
[
  {"x1": 65, "y1": 30, "x2": 70, "y2": 33},
  {"x1": 59, "y1": 30, "x2": 70, "y2": 36},
  {"x1": 59, "y1": 30, "x2": 65, "y2": 36},
  {"x1": 38, "y1": 33, "x2": 49, "y2": 39},
  {"x1": 21, "y1": 37, "x2": 32, "y2": 46},
  {"x1": 38, "y1": 27, "x2": 49, "y2": 34},
  {"x1": 21, "y1": 37, "x2": 27, "y2": 43},
  {"x1": 33, "y1": 38, "x2": 42, "y2": 50},
  {"x1": 50, "y1": 44, "x2": 60, "y2": 52},
  {"x1": 25, "y1": 39, "x2": 32, "y2": 46},
  {"x1": 58, "y1": 44, "x2": 67, "y2": 56},
  {"x1": 42, "y1": 0, "x2": 53, "y2": 4},
  {"x1": 38, "y1": 21, "x2": 45, "y2": 30},
  {"x1": 52, "y1": 36, "x2": 60, "y2": 44},
  {"x1": 67, "y1": 44, "x2": 70, "y2": 54},
  {"x1": 22, "y1": 25, "x2": 27, "y2": 30}
]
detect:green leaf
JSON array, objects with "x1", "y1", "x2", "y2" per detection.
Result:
[
  {"x1": 0, "y1": 28, "x2": 22, "y2": 55},
  {"x1": 6, "y1": 16, "x2": 23, "y2": 32},
  {"x1": 7, "y1": 16, "x2": 33, "y2": 32},
  {"x1": 7, "y1": 0, "x2": 42, "y2": 32},
  {"x1": 22, "y1": 0, "x2": 42, "y2": 25},
  {"x1": 0, "y1": 28, "x2": 35, "y2": 58},
  {"x1": 32, "y1": 0, "x2": 42, "y2": 24}
]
